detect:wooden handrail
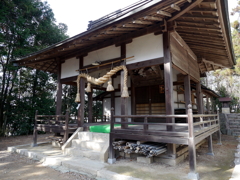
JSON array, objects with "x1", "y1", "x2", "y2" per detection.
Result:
[
  {"x1": 113, "y1": 114, "x2": 188, "y2": 118},
  {"x1": 192, "y1": 114, "x2": 218, "y2": 118}
]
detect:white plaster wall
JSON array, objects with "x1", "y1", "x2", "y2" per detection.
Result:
[
  {"x1": 113, "y1": 75, "x2": 131, "y2": 89},
  {"x1": 61, "y1": 57, "x2": 79, "y2": 79},
  {"x1": 126, "y1": 33, "x2": 163, "y2": 64},
  {"x1": 84, "y1": 45, "x2": 120, "y2": 66}
]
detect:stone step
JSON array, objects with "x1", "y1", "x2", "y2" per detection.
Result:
[
  {"x1": 61, "y1": 157, "x2": 106, "y2": 178},
  {"x1": 92, "y1": 132, "x2": 109, "y2": 142},
  {"x1": 77, "y1": 132, "x2": 93, "y2": 141},
  {"x1": 72, "y1": 139, "x2": 105, "y2": 151},
  {"x1": 64, "y1": 148, "x2": 101, "y2": 161},
  {"x1": 77, "y1": 132, "x2": 109, "y2": 142}
]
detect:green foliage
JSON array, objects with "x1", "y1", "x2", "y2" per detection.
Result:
[{"x1": 0, "y1": 0, "x2": 69, "y2": 135}]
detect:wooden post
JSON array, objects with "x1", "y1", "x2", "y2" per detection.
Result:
[
  {"x1": 217, "y1": 109, "x2": 222, "y2": 145},
  {"x1": 187, "y1": 104, "x2": 199, "y2": 180},
  {"x1": 111, "y1": 78, "x2": 115, "y2": 122},
  {"x1": 121, "y1": 43, "x2": 128, "y2": 129},
  {"x1": 131, "y1": 81, "x2": 136, "y2": 116},
  {"x1": 184, "y1": 75, "x2": 191, "y2": 122},
  {"x1": 211, "y1": 97, "x2": 215, "y2": 114},
  {"x1": 88, "y1": 91, "x2": 93, "y2": 123},
  {"x1": 77, "y1": 78, "x2": 86, "y2": 127},
  {"x1": 163, "y1": 31, "x2": 176, "y2": 156},
  {"x1": 206, "y1": 96, "x2": 210, "y2": 114},
  {"x1": 196, "y1": 82, "x2": 203, "y2": 114},
  {"x1": 207, "y1": 135, "x2": 214, "y2": 156},
  {"x1": 56, "y1": 61, "x2": 62, "y2": 115},
  {"x1": 32, "y1": 110, "x2": 38, "y2": 147},
  {"x1": 108, "y1": 107, "x2": 116, "y2": 164},
  {"x1": 63, "y1": 110, "x2": 69, "y2": 143}
]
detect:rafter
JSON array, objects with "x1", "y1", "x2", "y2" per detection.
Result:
[
  {"x1": 171, "y1": 4, "x2": 181, "y2": 11},
  {"x1": 157, "y1": 10, "x2": 172, "y2": 17},
  {"x1": 144, "y1": 16, "x2": 163, "y2": 21},
  {"x1": 132, "y1": 20, "x2": 153, "y2": 25}
]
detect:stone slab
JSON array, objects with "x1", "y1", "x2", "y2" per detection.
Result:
[{"x1": 137, "y1": 156, "x2": 153, "y2": 164}]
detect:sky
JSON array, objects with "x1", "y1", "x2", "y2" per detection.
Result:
[{"x1": 46, "y1": 0, "x2": 239, "y2": 37}]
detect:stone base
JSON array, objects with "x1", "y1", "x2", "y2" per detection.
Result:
[
  {"x1": 154, "y1": 152, "x2": 188, "y2": 166},
  {"x1": 108, "y1": 158, "x2": 116, "y2": 164},
  {"x1": 137, "y1": 156, "x2": 153, "y2": 164},
  {"x1": 188, "y1": 172, "x2": 199, "y2": 180},
  {"x1": 206, "y1": 152, "x2": 214, "y2": 156}
]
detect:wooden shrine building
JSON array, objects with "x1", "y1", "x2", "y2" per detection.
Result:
[{"x1": 14, "y1": 0, "x2": 235, "y2": 179}]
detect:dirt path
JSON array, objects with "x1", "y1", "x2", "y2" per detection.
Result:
[
  {"x1": 0, "y1": 134, "x2": 94, "y2": 180},
  {"x1": 0, "y1": 134, "x2": 238, "y2": 180}
]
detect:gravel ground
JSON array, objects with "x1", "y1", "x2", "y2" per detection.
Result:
[
  {"x1": 0, "y1": 133, "x2": 95, "y2": 180},
  {"x1": 0, "y1": 133, "x2": 238, "y2": 180}
]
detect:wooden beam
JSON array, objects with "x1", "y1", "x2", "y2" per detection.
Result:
[
  {"x1": 177, "y1": 29, "x2": 222, "y2": 37},
  {"x1": 171, "y1": 4, "x2": 181, "y2": 11},
  {"x1": 202, "y1": 59, "x2": 226, "y2": 68},
  {"x1": 176, "y1": 25, "x2": 221, "y2": 32},
  {"x1": 56, "y1": 60, "x2": 62, "y2": 115},
  {"x1": 127, "y1": 57, "x2": 164, "y2": 70},
  {"x1": 157, "y1": 10, "x2": 172, "y2": 17},
  {"x1": 122, "y1": 23, "x2": 145, "y2": 28},
  {"x1": 144, "y1": 16, "x2": 163, "y2": 21},
  {"x1": 168, "y1": 0, "x2": 204, "y2": 22},
  {"x1": 132, "y1": 20, "x2": 153, "y2": 25},
  {"x1": 176, "y1": 20, "x2": 220, "y2": 28},
  {"x1": 178, "y1": 32, "x2": 224, "y2": 40},
  {"x1": 178, "y1": 15, "x2": 219, "y2": 22}
]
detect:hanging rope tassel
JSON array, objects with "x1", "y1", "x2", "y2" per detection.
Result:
[
  {"x1": 75, "y1": 65, "x2": 129, "y2": 102},
  {"x1": 121, "y1": 66, "x2": 129, "y2": 97},
  {"x1": 106, "y1": 79, "x2": 114, "y2": 92},
  {"x1": 85, "y1": 82, "x2": 91, "y2": 92},
  {"x1": 75, "y1": 93, "x2": 80, "y2": 103}
]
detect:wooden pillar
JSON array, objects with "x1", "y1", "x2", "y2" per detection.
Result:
[
  {"x1": 88, "y1": 91, "x2": 93, "y2": 123},
  {"x1": 187, "y1": 105, "x2": 199, "y2": 179},
  {"x1": 196, "y1": 82, "x2": 203, "y2": 114},
  {"x1": 77, "y1": 78, "x2": 86, "y2": 127},
  {"x1": 211, "y1": 97, "x2": 215, "y2": 114},
  {"x1": 217, "y1": 109, "x2": 222, "y2": 145},
  {"x1": 131, "y1": 81, "x2": 136, "y2": 115},
  {"x1": 56, "y1": 61, "x2": 62, "y2": 115},
  {"x1": 207, "y1": 135, "x2": 214, "y2": 156},
  {"x1": 163, "y1": 31, "x2": 176, "y2": 156},
  {"x1": 111, "y1": 78, "x2": 115, "y2": 122},
  {"x1": 121, "y1": 43, "x2": 128, "y2": 128},
  {"x1": 206, "y1": 96, "x2": 210, "y2": 114},
  {"x1": 108, "y1": 107, "x2": 116, "y2": 164},
  {"x1": 184, "y1": 75, "x2": 191, "y2": 122}
]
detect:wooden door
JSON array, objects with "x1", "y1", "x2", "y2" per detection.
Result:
[{"x1": 135, "y1": 85, "x2": 165, "y2": 115}]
